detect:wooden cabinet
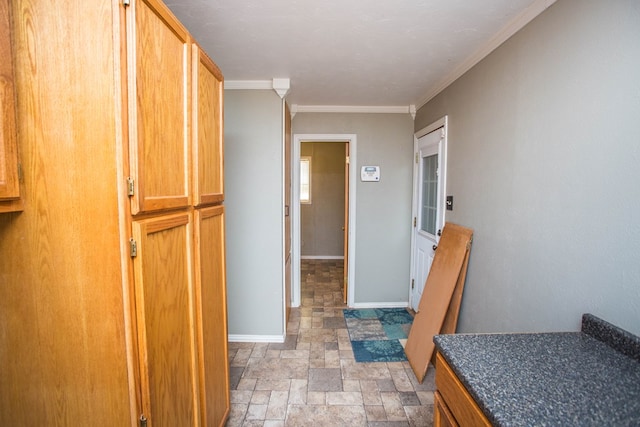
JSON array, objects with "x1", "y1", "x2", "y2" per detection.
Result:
[
  {"x1": 127, "y1": 0, "x2": 192, "y2": 215},
  {"x1": 0, "y1": 0, "x2": 229, "y2": 425},
  {"x1": 127, "y1": 1, "x2": 229, "y2": 425},
  {"x1": 0, "y1": 0, "x2": 21, "y2": 212},
  {"x1": 434, "y1": 353, "x2": 491, "y2": 427},
  {"x1": 434, "y1": 390, "x2": 459, "y2": 427}
]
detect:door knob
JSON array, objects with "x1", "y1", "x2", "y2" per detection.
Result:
[{"x1": 432, "y1": 245, "x2": 438, "y2": 251}]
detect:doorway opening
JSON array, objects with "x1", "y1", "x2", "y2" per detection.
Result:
[{"x1": 292, "y1": 134, "x2": 357, "y2": 308}]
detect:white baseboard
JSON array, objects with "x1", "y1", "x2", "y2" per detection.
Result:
[
  {"x1": 228, "y1": 334, "x2": 286, "y2": 343},
  {"x1": 301, "y1": 255, "x2": 344, "y2": 260},
  {"x1": 349, "y1": 302, "x2": 409, "y2": 309}
]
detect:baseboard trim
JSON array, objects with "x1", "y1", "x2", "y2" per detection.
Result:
[
  {"x1": 228, "y1": 334, "x2": 286, "y2": 343},
  {"x1": 301, "y1": 255, "x2": 344, "y2": 260},
  {"x1": 349, "y1": 302, "x2": 409, "y2": 309}
]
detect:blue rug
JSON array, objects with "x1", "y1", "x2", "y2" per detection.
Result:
[{"x1": 343, "y1": 308, "x2": 414, "y2": 363}]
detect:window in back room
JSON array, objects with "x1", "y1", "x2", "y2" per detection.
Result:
[{"x1": 300, "y1": 156, "x2": 311, "y2": 204}]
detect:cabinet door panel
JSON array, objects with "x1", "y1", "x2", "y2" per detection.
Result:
[
  {"x1": 132, "y1": 212, "x2": 198, "y2": 426},
  {"x1": 127, "y1": 0, "x2": 191, "y2": 214},
  {"x1": 192, "y1": 45, "x2": 224, "y2": 206},
  {"x1": 194, "y1": 206, "x2": 229, "y2": 426},
  {"x1": 0, "y1": 0, "x2": 21, "y2": 208}
]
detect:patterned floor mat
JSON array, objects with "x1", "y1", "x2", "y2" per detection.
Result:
[{"x1": 343, "y1": 308, "x2": 414, "y2": 363}]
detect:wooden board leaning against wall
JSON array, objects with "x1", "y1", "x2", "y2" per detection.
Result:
[{"x1": 405, "y1": 223, "x2": 473, "y2": 383}]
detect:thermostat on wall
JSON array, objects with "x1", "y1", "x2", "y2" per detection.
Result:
[{"x1": 361, "y1": 166, "x2": 380, "y2": 182}]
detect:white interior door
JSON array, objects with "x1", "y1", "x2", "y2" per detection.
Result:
[{"x1": 410, "y1": 127, "x2": 446, "y2": 311}]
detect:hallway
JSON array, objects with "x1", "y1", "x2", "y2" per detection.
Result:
[{"x1": 225, "y1": 259, "x2": 435, "y2": 426}]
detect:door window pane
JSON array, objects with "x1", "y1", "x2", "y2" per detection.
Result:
[{"x1": 421, "y1": 154, "x2": 438, "y2": 234}]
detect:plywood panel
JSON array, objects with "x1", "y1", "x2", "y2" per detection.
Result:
[{"x1": 405, "y1": 222, "x2": 473, "y2": 383}]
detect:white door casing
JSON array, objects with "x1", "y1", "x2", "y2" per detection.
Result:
[
  {"x1": 292, "y1": 134, "x2": 357, "y2": 308},
  {"x1": 410, "y1": 117, "x2": 447, "y2": 311}
]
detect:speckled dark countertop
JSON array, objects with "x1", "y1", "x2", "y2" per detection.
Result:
[{"x1": 433, "y1": 314, "x2": 640, "y2": 426}]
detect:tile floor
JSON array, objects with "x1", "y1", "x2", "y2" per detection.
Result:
[{"x1": 226, "y1": 259, "x2": 435, "y2": 427}]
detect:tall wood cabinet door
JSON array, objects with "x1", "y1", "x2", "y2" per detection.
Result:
[
  {"x1": 194, "y1": 206, "x2": 230, "y2": 426},
  {"x1": 0, "y1": 0, "x2": 21, "y2": 210},
  {"x1": 192, "y1": 44, "x2": 224, "y2": 206},
  {"x1": 126, "y1": 0, "x2": 191, "y2": 215},
  {"x1": 131, "y1": 212, "x2": 199, "y2": 427}
]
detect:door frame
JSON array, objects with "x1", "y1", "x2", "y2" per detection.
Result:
[
  {"x1": 410, "y1": 116, "x2": 448, "y2": 309},
  {"x1": 292, "y1": 134, "x2": 357, "y2": 307}
]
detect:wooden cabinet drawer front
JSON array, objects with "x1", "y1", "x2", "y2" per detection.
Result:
[{"x1": 435, "y1": 352, "x2": 491, "y2": 427}]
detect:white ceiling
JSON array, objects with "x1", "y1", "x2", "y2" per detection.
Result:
[{"x1": 165, "y1": 0, "x2": 555, "y2": 109}]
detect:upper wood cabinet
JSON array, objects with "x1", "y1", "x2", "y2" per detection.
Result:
[
  {"x1": 0, "y1": 0, "x2": 21, "y2": 212},
  {"x1": 126, "y1": 0, "x2": 192, "y2": 215},
  {"x1": 192, "y1": 44, "x2": 224, "y2": 206}
]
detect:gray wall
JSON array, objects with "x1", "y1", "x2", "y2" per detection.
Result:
[
  {"x1": 224, "y1": 90, "x2": 284, "y2": 337},
  {"x1": 293, "y1": 114, "x2": 415, "y2": 304},
  {"x1": 415, "y1": 0, "x2": 640, "y2": 335},
  {"x1": 301, "y1": 142, "x2": 345, "y2": 258}
]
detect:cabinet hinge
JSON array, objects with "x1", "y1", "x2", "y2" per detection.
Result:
[
  {"x1": 17, "y1": 163, "x2": 24, "y2": 183},
  {"x1": 415, "y1": 153, "x2": 418, "y2": 163},
  {"x1": 129, "y1": 238, "x2": 138, "y2": 258},
  {"x1": 411, "y1": 279, "x2": 415, "y2": 289},
  {"x1": 345, "y1": 155, "x2": 350, "y2": 165},
  {"x1": 127, "y1": 177, "x2": 135, "y2": 196},
  {"x1": 413, "y1": 217, "x2": 417, "y2": 227},
  {"x1": 139, "y1": 414, "x2": 147, "y2": 427},
  {"x1": 123, "y1": 0, "x2": 130, "y2": 6}
]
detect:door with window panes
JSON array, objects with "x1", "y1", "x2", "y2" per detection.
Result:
[{"x1": 411, "y1": 128, "x2": 445, "y2": 311}]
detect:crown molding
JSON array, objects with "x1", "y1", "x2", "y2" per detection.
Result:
[
  {"x1": 224, "y1": 80, "x2": 272, "y2": 90},
  {"x1": 224, "y1": 78, "x2": 290, "y2": 98},
  {"x1": 415, "y1": 0, "x2": 557, "y2": 109},
  {"x1": 272, "y1": 78, "x2": 290, "y2": 99},
  {"x1": 292, "y1": 105, "x2": 414, "y2": 114}
]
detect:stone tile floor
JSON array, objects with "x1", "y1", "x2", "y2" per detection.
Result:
[{"x1": 225, "y1": 259, "x2": 435, "y2": 426}]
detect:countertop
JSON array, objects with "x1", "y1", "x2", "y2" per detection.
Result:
[{"x1": 433, "y1": 314, "x2": 640, "y2": 426}]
